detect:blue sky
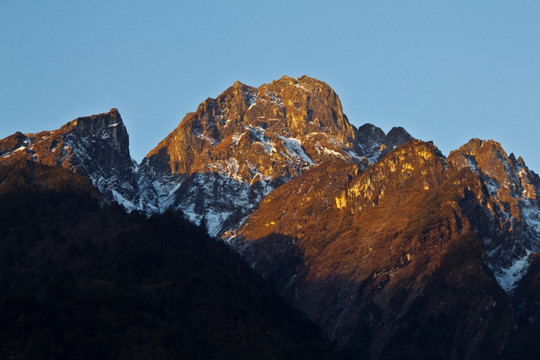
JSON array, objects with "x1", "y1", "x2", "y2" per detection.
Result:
[{"x1": 1, "y1": 1, "x2": 539, "y2": 170}]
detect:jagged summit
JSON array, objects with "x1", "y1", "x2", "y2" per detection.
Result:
[
  {"x1": 68, "y1": 107, "x2": 123, "y2": 128},
  {"x1": 258, "y1": 75, "x2": 356, "y2": 140},
  {"x1": 63, "y1": 108, "x2": 130, "y2": 155},
  {"x1": 356, "y1": 123, "x2": 415, "y2": 163},
  {"x1": 136, "y1": 75, "x2": 421, "y2": 236},
  {"x1": 0, "y1": 131, "x2": 29, "y2": 158},
  {"x1": 448, "y1": 138, "x2": 540, "y2": 290},
  {"x1": 230, "y1": 80, "x2": 249, "y2": 89},
  {"x1": 138, "y1": 75, "x2": 383, "y2": 236},
  {"x1": 144, "y1": 75, "x2": 357, "y2": 172},
  {"x1": 0, "y1": 108, "x2": 138, "y2": 209},
  {"x1": 387, "y1": 126, "x2": 413, "y2": 145}
]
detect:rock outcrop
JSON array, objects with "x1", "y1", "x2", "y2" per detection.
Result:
[
  {"x1": 139, "y1": 75, "x2": 407, "y2": 236},
  {"x1": 0, "y1": 109, "x2": 139, "y2": 208}
]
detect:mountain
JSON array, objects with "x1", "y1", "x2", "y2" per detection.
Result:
[
  {"x1": 0, "y1": 108, "x2": 140, "y2": 209},
  {"x1": 3, "y1": 75, "x2": 540, "y2": 359},
  {"x1": 139, "y1": 75, "x2": 412, "y2": 236},
  {"x1": 0, "y1": 158, "x2": 343, "y2": 359},
  {"x1": 0, "y1": 76, "x2": 412, "y2": 238},
  {"x1": 230, "y1": 138, "x2": 540, "y2": 358},
  {"x1": 447, "y1": 139, "x2": 540, "y2": 287}
]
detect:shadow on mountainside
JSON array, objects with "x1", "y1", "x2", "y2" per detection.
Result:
[
  {"x1": 0, "y1": 163, "x2": 346, "y2": 360},
  {"x1": 235, "y1": 222, "x2": 528, "y2": 359}
]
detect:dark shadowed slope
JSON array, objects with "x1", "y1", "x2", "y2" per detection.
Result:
[{"x1": 0, "y1": 162, "x2": 344, "y2": 360}]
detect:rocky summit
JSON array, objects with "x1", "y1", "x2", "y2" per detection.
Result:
[
  {"x1": 0, "y1": 108, "x2": 139, "y2": 207},
  {"x1": 3, "y1": 75, "x2": 540, "y2": 359},
  {"x1": 138, "y1": 75, "x2": 412, "y2": 236}
]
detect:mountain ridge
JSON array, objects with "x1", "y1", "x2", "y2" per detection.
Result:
[
  {"x1": 230, "y1": 138, "x2": 537, "y2": 357},
  {"x1": 3, "y1": 75, "x2": 540, "y2": 358},
  {"x1": 136, "y1": 75, "x2": 413, "y2": 236}
]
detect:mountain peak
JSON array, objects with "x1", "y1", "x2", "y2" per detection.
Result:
[
  {"x1": 231, "y1": 80, "x2": 247, "y2": 89},
  {"x1": 139, "y1": 75, "x2": 366, "y2": 235},
  {"x1": 269, "y1": 74, "x2": 336, "y2": 95},
  {"x1": 0, "y1": 109, "x2": 138, "y2": 210},
  {"x1": 387, "y1": 126, "x2": 414, "y2": 145},
  {"x1": 356, "y1": 123, "x2": 416, "y2": 163},
  {"x1": 357, "y1": 123, "x2": 386, "y2": 140},
  {"x1": 144, "y1": 75, "x2": 358, "y2": 174},
  {"x1": 68, "y1": 108, "x2": 124, "y2": 132},
  {"x1": 109, "y1": 107, "x2": 121, "y2": 117},
  {"x1": 0, "y1": 131, "x2": 29, "y2": 156},
  {"x1": 448, "y1": 137, "x2": 540, "y2": 290}
]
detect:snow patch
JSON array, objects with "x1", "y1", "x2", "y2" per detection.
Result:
[
  {"x1": 209, "y1": 158, "x2": 245, "y2": 182},
  {"x1": 344, "y1": 148, "x2": 363, "y2": 162},
  {"x1": 265, "y1": 92, "x2": 284, "y2": 108},
  {"x1": 466, "y1": 157, "x2": 478, "y2": 172},
  {"x1": 278, "y1": 135, "x2": 313, "y2": 165},
  {"x1": 485, "y1": 178, "x2": 500, "y2": 197},
  {"x1": 181, "y1": 203, "x2": 200, "y2": 225},
  {"x1": 318, "y1": 145, "x2": 345, "y2": 159},
  {"x1": 232, "y1": 132, "x2": 245, "y2": 145},
  {"x1": 197, "y1": 133, "x2": 218, "y2": 145},
  {"x1": 247, "y1": 93, "x2": 258, "y2": 109},
  {"x1": 295, "y1": 83, "x2": 311, "y2": 92},
  {"x1": 364, "y1": 152, "x2": 381, "y2": 165},
  {"x1": 160, "y1": 182, "x2": 182, "y2": 210},
  {"x1": 204, "y1": 210, "x2": 234, "y2": 237},
  {"x1": 495, "y1": 251, "x2": 531, "y2": 292},
  {"x1": 111, "y1": 189, "x2": 138, "y2": 212},
  {"x1": 248, "y1": 126, "x2": 276, "y2": 155},
  {"x1": 521, "y1": 201, "x2": 540, "y2": 241}
]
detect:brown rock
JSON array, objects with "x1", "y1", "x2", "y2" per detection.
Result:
[{"x1": 231, "y1": 140, "x2": 518, "y2": 358}]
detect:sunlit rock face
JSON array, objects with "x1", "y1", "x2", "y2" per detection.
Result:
[
  {"x1": 139, "y1": 75, "x2": 410, "y2": 236},
  {"x1": 231, "y1": 141, "x2": 471, "y2": 354},
  {"x1": 0, "y1": 109, "x2": 140, "y2": 209},
  {"x1": 143, "y1": 76, "x2": 358, "y2": 179},
  {"x1": 231, "y1": 137, "x2": 540, "y2": 359}
]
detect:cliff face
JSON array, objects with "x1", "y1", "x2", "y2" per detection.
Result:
[
  {"x1": 0, "y1": 109, "x2": 139, "y2": 209},
  {"x1": 139, "y1": 75, "x2": 412, "y2": 236},
  {"x1": 144, "y1": 76, "x2": 357, "y2": 176}
]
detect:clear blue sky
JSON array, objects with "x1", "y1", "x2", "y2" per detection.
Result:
[{"x1": 1, "y1": 1, "x2": 539, "y2": 170}]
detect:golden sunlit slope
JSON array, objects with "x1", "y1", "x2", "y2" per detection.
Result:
[{"x1": 231, "y1": 139, "x2": 538, "y2": 359}]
